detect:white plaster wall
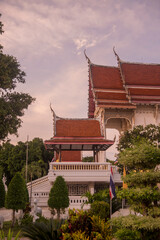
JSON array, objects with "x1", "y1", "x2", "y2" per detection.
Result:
[{"x1": 134, "y1": 107, "x2": 156, "y2": 126}]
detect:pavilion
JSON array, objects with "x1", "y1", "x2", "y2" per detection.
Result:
[{"x1": 27, "y1": 50, "x2": 160, "y2": 211}]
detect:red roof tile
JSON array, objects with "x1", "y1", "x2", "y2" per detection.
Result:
[
  {"x1": 90, "y1": 65, "x2": 123, "y2": 89},
  {"x1": 56, "y1": 119, "x2": 102, "y2": 137},
  {"x1": 88, "y1": 60, "x2": 160, "y2": 110},
  {"x1": 121, "y1": 62, "x2": 160, "y2": 86}
]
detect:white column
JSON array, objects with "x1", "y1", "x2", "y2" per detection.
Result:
[{"x1": 89, "y1": 182, "x2": 94, "y2": 195}]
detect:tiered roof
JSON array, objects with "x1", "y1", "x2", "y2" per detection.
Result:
[
  {"x1": 45, "y1": 116, "x2": 113, "y2": 152},
  {"x1": 88, "y1": 52, "x2": 160, "y2": 117}
]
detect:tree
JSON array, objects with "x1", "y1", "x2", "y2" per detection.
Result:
[
  {"x1": 48, "y1": 176, "x2": 69, "y2": 219},
  {"x1": 118, "y1": 124, "x2": 160, "y2": 151},
  {"x1": 5, "y1": 172, "x2": 28, "y2": 225},
  {"x1": 0, "y1": 141, "x2": 14, "y2": 185},
  {"x1": 82, "y1": 156, "x2": 94, "y2": 162},
  {"x1": 0, "y1": 15, "x2": 35, "y2": 141},
  {"x1": 0, "y1": 138, "x2": 54, "y2": 185},
  {"x1": 112, "y1": 126, "x2": 160, "y2": 239},
  {"x1": 0, "y1": 177, "x2": 5, "y2": 208},
  {"x1": 116, "y1": 124, "x2": 160, "y2": 174}
]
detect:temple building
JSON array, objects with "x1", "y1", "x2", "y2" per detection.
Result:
[{"x1": 27, "y1": 50, "x2": 160, "y2": 211}]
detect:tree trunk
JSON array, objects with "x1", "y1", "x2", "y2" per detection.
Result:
[
  {"x1": 57, "y1": 209, "x2": 60, "y2": 220},
  {"x1": 12, "y1": 209, "x2": 15, "y2": 226}
]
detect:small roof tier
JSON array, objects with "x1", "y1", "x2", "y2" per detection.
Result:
[
  {"x1": 44, "y1": 116, "x2": 114, "y2": 152},
  {"x1": 88, "y1": 53, "x2": 160, "y2": 117}
]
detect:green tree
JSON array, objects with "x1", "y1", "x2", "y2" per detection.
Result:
[
  {"x1": 0, "y1": 15, "x2": 35, "y2": 141},
  {"x1": 0, "y1": 141, "x2": 14, "y2": 185},
  {"x1": 48, "y1": 176, "x2": 69, "y2": 219},
  {"x1": 0, "y1": 138, "x2": 53, "y2": 185},
  {"x1": 118, "y1": 124, "x2": 160, "y2": 151},
  {"x1": 82, "y1": 156, "x2": 94, "y2": 162},
  {"x1": 112, "y1": 128, "x2": 160, "y2": 239},
  {"x1": 21, "y1": 161, "x2": 42, "y2": 183},
  {"x1": 5, "y1": 172, "x2": 28, "y2": 225},
  {"x1": 0, "y1": 177, "x2": 5, "y2": 208}
]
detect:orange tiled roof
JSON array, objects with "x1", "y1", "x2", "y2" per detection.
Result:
[
  {"x1": 56, "y1": 119, "x2": 102, "y2": 137},
  {"x1": 44, "y1": 117, "x2": 114, "y2": 151},
  {"x1": 88, "y1": 59, "x2": 160, "y2": 117}
]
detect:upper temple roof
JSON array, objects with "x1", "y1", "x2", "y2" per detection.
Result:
[{"x1": 88, "y1": 55, "x2": 160, "y2": 118}]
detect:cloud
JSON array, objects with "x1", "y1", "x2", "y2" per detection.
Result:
[{"x1": 2, "y1": 0, "x2": 160, "y2": 146}]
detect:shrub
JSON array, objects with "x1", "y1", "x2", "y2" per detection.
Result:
[
  {"x1": 61, "y1": 209, "x2": 112, "y2": 240},
  {"x1": 22, "y1": 219, "x2": 63, "y2": 240},
  {"x1": 20, "y1": 213, "x2": 33, "y2": 226},
  {"x1": 89, "y1": 201, "x2": 110, "y2": 220}
]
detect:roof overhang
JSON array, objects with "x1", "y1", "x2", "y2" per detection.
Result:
[{"x1": 44, "y1": 139, "x2": 114, "y2": 151}]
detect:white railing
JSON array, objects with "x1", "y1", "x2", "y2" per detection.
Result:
[
  {"x1": 49, "y1": 162, "x2": 117, "y2": 172},
  {"x1": 48, "y1": 162, "x2": 121, "y2": 183}
]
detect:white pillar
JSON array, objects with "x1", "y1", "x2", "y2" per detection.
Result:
[{"x1": 89, "y1": 182, "x2": 94, "y2": 195}]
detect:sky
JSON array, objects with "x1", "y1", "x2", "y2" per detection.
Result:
[{"x1": 1, "y1": 0, "x2": 160, "y2": 158}]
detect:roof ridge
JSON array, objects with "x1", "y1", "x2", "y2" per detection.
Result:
[
  {"x1": 119, "y1": 59, "x2": 160, "y2": 66},
  {"x1": 90, "y1": 62, "x2": 118, "y2": 68},
  {"x1": 57, "y1": 118, "x2": 98, "y2": 121}
]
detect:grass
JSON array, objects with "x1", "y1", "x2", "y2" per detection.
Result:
[{"x1": 2, "y1": 221, "x2": 21, "y2": 237}]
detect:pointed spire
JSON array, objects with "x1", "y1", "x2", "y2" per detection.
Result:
[
  {"x1": 50, "y1": 103, "x2": 56, "y2": 136},
  {"x1": 113, "y1": 46, "x2": 120, "y2": 62},
  {"x1": 84, "y1": 49, "x2": 91, "y2": 64}
]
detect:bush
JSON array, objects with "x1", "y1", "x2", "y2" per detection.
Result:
[
  {"x1": 89, "y1": 201, "x2": 110, "y2": 220},
  {"x1": 22, "y1": 219, "x2": 63, "y2": 240},
  {"x1": 61, "y1": 209, "x2": 112, "y2": 240},
  {"x1": 20, "y1": 213, "x2": 33, "y2": 226},
  {"x1": 115, "y1": 228, "x2": 141, "y2": 240}
]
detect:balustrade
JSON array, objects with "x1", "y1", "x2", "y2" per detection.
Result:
[{"x1": 50, "y1": 162, "x2": 117, "y2": 172}]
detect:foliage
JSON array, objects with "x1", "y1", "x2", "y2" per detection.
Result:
[
  {"x1": 0, "y1": 138, "x2": 53, "y2": 185},
  {"x1": 0, "y1": 15, "x2": 35, "y2": 141},
  {"x1": 82, "y1": 156, "x2": 94, "y2": 162},
  {"x1": 111, "y1": 215, "x2": 160, "y2": 240},
  {"x1": 0, "y1": 228, "x2": 21, "y2": 240},
  {"x1": 35, "y1": 215, "x2": 49, "y2": 224},
  {"x1": 89, "y1": 201, "x2": 110, "y2": 220},
  {"x1": 118, "y1": 124, "x2": 160, "y2": 151},
  {"x1": 5, "y1": 173, "x2": 28, "y2": 225},
  {"x1": 114, "y1": 228, "x2": 141, "y2": 240},
  {"x1": 22, "y1": 219, "x2": 63, "y2": 240},
  {"x1": 61, "y1": 209, "x2": 112, "y2": 240},
  {"x1": 112, "y1": 124, "x2": 160, "y2": 239},
  {"x1": 20, "y1": 213, "x2": 33, "y2": 226},
  {"x1": 48, "y1": 176, "x2": 69, "y2": 219},
  {"x1": 117, "y1": 141, "x2": 160, "y2": 216},
  {"x1": 0, "y1": 177, "x2": 5, "y2": 208},
  {"x1": 82, "y1": 189, "x2": 121, "y2": 216},
  {"x1": 118, "y1": 141, "x2": 160, "y2": 170},
  {"x1": 2, "y1": 221, "x2": 21, "y2": 237}
]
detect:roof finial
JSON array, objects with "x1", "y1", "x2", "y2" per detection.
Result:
[
  {"x1": 84, "y1": 49, "x2": 91, "y2": 64},
  {"x1": 113, "y1": 46, "x2": 120, "y2": 62},
  {"x1": 50, "y1": 103, "x2": 56, "y2": 136},
  {"x1": 50, "y1": 103, "x2": 56, "y2": 117}
]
